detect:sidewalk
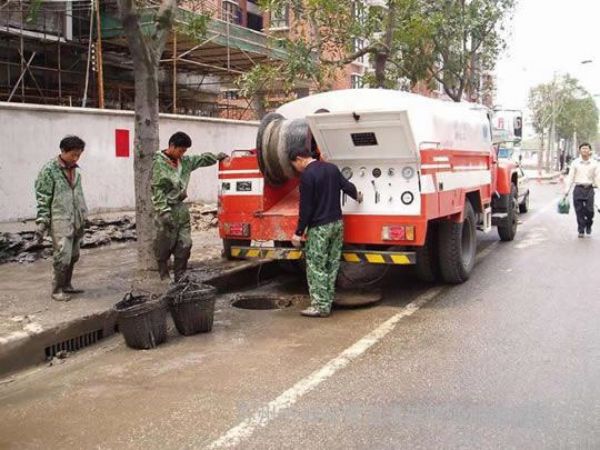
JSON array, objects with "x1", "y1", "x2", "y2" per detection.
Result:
[
  {"x1": 0, "y1": 228, "x2": 270, "y2": 376},
  {"x1": 523, "y1": 169, "x2": 562, "y2": 181}
]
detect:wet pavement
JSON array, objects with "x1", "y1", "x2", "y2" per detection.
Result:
[{"x1": 1, "y1": 182, "x2": 599, "y2": 449}]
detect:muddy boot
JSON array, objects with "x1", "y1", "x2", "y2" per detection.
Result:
[
  {"x1": 158, "y1": 259, "x2": 170, "y2": 281},
  {"x1": 51, "y1": 270, "x2": 71, "y2": 302},
  {"x1": 173, "y1": 257, "x2": 188, "y2": 283},
  {"x1": 63, "y1": 263, "x2": 84, "y2": 294}
]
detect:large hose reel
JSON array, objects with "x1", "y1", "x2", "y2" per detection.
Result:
[{"x1": 256, "y1": 112, "x2": 312, "y2": 185}]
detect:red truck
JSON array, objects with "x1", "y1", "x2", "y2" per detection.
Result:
[{"x1": 218, "y1": 89, "x2": 521, "y2": 285}]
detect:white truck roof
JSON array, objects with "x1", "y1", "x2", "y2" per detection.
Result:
[{"x1": 276, "y1": 89, "x2": 492, "y2": 153}]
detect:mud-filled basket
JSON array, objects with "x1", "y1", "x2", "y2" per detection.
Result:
[
  {"x1": 114, "y1": 292, "x2": 168, "y2": 349},
  {"x1": 166, "y1": 279, "x2": 217, "y2": 336}
]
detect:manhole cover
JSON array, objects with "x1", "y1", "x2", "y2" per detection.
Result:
[{"x1": 231, "y1": 294, "x2": 294, "y2": 310}]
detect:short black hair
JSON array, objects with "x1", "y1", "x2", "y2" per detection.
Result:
[
  {"x1": 288, "y1": 146, "x2": 312, "y2": 161},
  {"x1": 579, "y1": 142, "x2": 592, "y2": 150},
  {"x1": 169, "y1": 131, "x2": 192, "y2": 148},
  {"x1": 60, "y1": 135, "x2": 85, "y2": 152}
]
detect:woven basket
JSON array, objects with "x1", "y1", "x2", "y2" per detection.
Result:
[
  {"x1": 114, "y1": 293, "x2": 168, "y2": 350},
  {"x1": 167, "y1": 281, "x2": 217, "y2": 336}
]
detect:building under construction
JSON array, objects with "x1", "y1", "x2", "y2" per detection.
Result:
[{"x1": 0, "y1": 0, "x2": 293, "y2": 119}]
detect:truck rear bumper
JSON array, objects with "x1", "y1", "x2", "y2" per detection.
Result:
[{"x1": 230, "y1": 246, "x2": 416, "y2": 265}]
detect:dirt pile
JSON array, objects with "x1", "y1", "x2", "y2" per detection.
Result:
[
  {"x1": 0, "y1": 217, "x2": 136, "y2": 264},
  {"x1": 0, "y1": 204, "x2": 219, "y2": 264},
  {"x1": 189, "y1": 204, "x2": 218, "y2": 231}
]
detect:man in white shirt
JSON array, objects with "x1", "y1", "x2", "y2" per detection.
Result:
[{"x1": 564, "y1": 143, "x2": 599, "y2": 238}]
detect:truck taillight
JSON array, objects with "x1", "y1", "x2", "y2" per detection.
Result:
[
  {"x1": 381, "y1": 225, "x2": 415, "y2": 241},
  {"x1": 224, "y1": 222, "x2": 250, "y2": 237}
]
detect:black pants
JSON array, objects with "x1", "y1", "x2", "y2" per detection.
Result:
[{"x1": 573, "y1": 185, "x2": 595, "y2": 233}]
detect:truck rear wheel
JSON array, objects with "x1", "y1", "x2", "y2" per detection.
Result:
[
  {"x1": 415, "y1": 222, "x2": 440, "y2": 282},
  {"x1": 438, "y1": 201, "x2": 477, "y2": 284},
  {"x1": 498, "y1": 183, "x2": 518, "y2": 241}
]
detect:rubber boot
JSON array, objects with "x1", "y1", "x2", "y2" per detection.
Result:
[
  {"x1": 173, "y1": 257, "x2": 188, "y2": 283},
  {"x1": 51, "y1": 268, "x2": 71, "y2": 302},
  {"x1": 63, "y1": 262, "x2": 84, "y2": 294},
  {"x1": 158, "y1": 259, "x2": 170, "y2": 281}
]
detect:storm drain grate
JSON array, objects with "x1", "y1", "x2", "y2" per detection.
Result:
[{"x1": 45, "y1": 329, "x2": 104, "y2": 359}]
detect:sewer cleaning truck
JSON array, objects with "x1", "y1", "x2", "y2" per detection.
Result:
[{"x1": 217, "y1": 89, "x2": 521, "y2": 285}]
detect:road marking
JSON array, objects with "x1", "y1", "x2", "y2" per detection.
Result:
[{"x1": 207, "y1": 287, "x2": 443, "y2": 449}]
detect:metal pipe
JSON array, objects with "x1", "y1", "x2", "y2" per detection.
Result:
[{"x1": 8, "y1": 52, "x2": 37, "y2": 102}]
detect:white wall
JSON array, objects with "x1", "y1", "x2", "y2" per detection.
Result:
[{"x1": 0, "y1": 103, "x2": 258, "y2": 222}]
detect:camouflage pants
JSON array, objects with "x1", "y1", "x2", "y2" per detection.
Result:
[
  {"x1": 154, "y1": 205, "x2": 192, "y2": 281},
  {"x1": 305, "y1": 220, "x2": 343, "y2": 314},
  {"x1": 51, "y1": 219, "x2": 84, "y2": 290}
]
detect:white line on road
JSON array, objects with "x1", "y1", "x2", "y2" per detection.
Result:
[{"x1": 206, "y1": 287, "x2": 443, "y2": 449}]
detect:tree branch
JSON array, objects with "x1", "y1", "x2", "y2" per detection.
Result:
[
  {"x1": 154, "y1": 0, "x2": 177, "y2": 56},
  {"x1": 118, "y1": 0, "x2": 153, "y2": 71}
]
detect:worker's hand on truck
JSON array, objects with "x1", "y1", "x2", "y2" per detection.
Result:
[{"x1": 291, "y1": 233, "x2": 302, "y2": 248}]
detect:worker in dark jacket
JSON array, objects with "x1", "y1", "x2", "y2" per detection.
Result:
[
  {"x1": 289, "y1": 147, "x2": 361, "y2": 317},
  {"x1": 34, "y1": 136, "x2": 88, "y2": 301},
  {"x1": 152, "y1": 131, "x2": 228, "y2": 281}
]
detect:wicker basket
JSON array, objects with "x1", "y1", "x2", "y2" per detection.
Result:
[
  {"x1": 114, "y1": 293, "x2": 168, "y2": 350},
  {"x1": 167, "y1": 281, "x2": 216, "y2": 336}
]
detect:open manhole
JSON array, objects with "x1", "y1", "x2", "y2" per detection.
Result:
[{"x1": 231, "y1": 294, "x2": 296, "y2": 310}]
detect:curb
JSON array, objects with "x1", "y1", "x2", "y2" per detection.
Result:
[{"x1": 0, "y1": 260, "x2": 278, "y2": 378}]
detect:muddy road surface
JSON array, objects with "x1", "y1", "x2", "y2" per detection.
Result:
[{"x1": 1, "y1": 183, "x2": 599, "y2": 449}]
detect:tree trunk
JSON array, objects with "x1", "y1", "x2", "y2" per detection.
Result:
[
  {"x1": 133, "y1": 64, "x2": 160, "y2": 274},
  {"x1": 118, "y1": 0, "x2": 175, "y2": 275},
  {"x1": 374, "y1": 51, "x2": 388, "y2": 88},
  {"x1": 537, "y1": 131, "x2": 545, "y2": 173}
]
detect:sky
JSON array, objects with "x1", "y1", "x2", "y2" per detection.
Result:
[{"x1": 495, "y1": 0, "x2": 600, "y2": 111}]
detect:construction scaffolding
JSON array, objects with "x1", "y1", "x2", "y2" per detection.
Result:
[{"x1": 0, "y1": 0, "x2": 288, "y2": 119}]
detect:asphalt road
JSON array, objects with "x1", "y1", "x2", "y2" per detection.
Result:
[{"x1": 1, "y1": 182, "x2": 599, "y2": 449}]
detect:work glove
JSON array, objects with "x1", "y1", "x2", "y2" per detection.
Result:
[
  {"x1": 159, "y1": 212, "x2": 175, "y2": 231},
  {"x1": 291, "y1": 233, "x2": 302, "y2": 249},
  {"x1": 216, "y1": 152, "x2": 229, "y2": 162},
  {"x1": 34, "y1": 222, "x2": 48, "y2": 243}
]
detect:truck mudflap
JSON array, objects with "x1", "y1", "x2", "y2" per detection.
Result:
[{"x1": 230, "y1": 246, "x2": 416, "y2": 265}]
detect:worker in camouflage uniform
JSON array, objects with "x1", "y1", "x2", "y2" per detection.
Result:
[
  {"x1": 34, "y1": 136, "x2": 88, "y2": 302},
  {"x1": 289, "y1": 146, "x2": 361, "y2": 317},
  {"x1": 152, "y1": 131, "x2": 228, "y2": 281}
]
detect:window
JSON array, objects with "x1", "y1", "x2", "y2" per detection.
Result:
[
  {"x1": 352, "y1": 1, "x2": 366, "y2": 25},
  {"x1": 270, "y1": 5, "x2": 289, "y2": 29},
  {"x1": 351, "y1": 74, "x2": 363, "y2": 89},
  {"x1": 353, "y1": 38, "x2": 365, "y2": 64}
]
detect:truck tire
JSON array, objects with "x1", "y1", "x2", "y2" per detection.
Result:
[
  {"x1": 498, "y1": 183, "x2": 518, "y2": 241},
  {"x1": 438, "y1": 201, "x2": 477, "y2": 284},
  {"x1": 415, "y1": 222, "x2": 440, "y2": 282},
  {"x1": 519, "y1": 191, "x2": 530, "y2": 213}
]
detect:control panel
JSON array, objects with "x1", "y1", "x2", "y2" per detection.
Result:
[{"x1": 337, "y1": 161, "x2": 421, "y2": 216}]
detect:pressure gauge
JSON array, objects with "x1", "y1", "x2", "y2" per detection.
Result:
[
  {"x1": 341, "y1": 167, "x2": 353, "y2": 180},
  {"x1": 401, "y1": 191, "x2": 415, "y2": 205},
  {"x1": 388, "y1": 168, "x2": 395, "y2": 177},
  {"x1": 359, "y1": 167, "x2": 367, "y2": 177},
  {"x1": 372, "y1": 168, "x2": 382, "y2": 178},
  {"x1": 402, "y1": 166, "x2": 415, "y2": 180}
]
